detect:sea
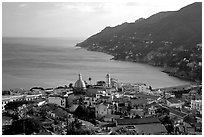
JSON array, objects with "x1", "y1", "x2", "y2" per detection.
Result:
[{"x1": 2, "y1": 37, "x2": 190, "y2": 90}]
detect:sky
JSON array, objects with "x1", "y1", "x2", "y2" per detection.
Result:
[{"x1": 2, "y1": 0, "x2": 199, "y2": 38}]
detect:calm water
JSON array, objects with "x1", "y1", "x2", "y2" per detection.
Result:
[{"x1": 2, "y1": 37, "x2": 190, "y2": 90}]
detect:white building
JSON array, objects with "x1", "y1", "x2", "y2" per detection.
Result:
[
  {"x1": 48, "y1": 95, "x2": 66, "y2": 108},
  {"x1": 95, "y1": 103, "x2": 112, "y2": 118},
  {"x1": 106, "y1": 74, "x2": 111, "y2": 88},
  {"x1": 191, "y1": 100, "x2": 202, "y2": 114},
  {"x1": 148, "y1": 106, "x2": 157, "y2": 115},
  {"x1": 74, "y1": 74, "x2": 86, "y2": 94},
  {"x1": 2, "y1": 94, "x2": 42, "y2": 111},
  {"x1": 138, "y1": 84, "x2": 149, "y2": 93},
  {"x1": 166, "y1": 97, "x2": 184, "y2": 108},
  {"x1": 84, "y1": 96, "x2": 97, "y2": 107}
]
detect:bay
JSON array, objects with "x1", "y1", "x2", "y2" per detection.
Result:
[{"x1": 2, "y1": 37, "x2": 190, "y2": 90}]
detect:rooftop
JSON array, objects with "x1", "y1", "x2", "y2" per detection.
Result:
[
  {"x1": 169, "y1": 108, "x2": 187, "y2": 118},
  {"x1": 167, "y1": 97, "x2": 183, "y2": 104},
  {"x1": 135, "y1": 123, "x2": 167, "y2": 134},
  {"x1": 116, "y1": 117, "x2": 161, "y2": 126},
  {"x1": 130, "y1": 98, "x2": 148, "y2": 105}
]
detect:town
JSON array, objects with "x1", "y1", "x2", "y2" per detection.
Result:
[{"x1": 2, "y1": 74, "x2": 202, "y2": 135}]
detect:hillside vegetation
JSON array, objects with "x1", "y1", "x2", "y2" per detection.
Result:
[{"x1": 76, "y1": 2, "x2": 202, "y2": 82}]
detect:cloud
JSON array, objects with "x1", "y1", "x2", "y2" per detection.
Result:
[
  {"x1": 53, "y1": 2, "x2": 112, "y2": 13},
  {"x1": 126, "y1": 2, "x2": 140, "y2": 7},
  {"x1": 18, "y1": 3, "x2": 27, "y2": 7}
]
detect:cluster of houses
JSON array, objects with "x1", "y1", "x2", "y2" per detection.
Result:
[
  {"x1": 2, "y1": 74, "x2": 202, "y2": 135},
  {"x1": 45, "y1": 74, "x2": 202, "y2": 134}
]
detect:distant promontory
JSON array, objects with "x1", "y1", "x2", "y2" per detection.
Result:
[{"x1": 76, "y1": 2, "x2": 202, "y2": 82}]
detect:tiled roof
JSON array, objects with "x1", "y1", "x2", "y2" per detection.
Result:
[
  {"x1": 130, "y1": 98, "x2": 148, "y2": 105},
  {"x1": 69, "y1": 104, "x2": 79, "y2": 112},
  {"x1": 183, "y1": 115, "x2": 197, "y2": 124},
  {"x1": 167, "y1": 97, "x2": 183, "y2": 104},
  {"x1": 51, "y1": 108, "x2": 69, "y2": 118},
  {"x1": 104, "y1": 114, "x2": 120, "y2": 119},
  {"x1": 135, "y1": 123, "x2": 167, "y2": 134},
  {"x1": 146, "y1": 102, "x2": 160, "y2": 108},
  {"x1": 116, "y1": 117, "x2": 160, "y2": 126},
  {"x1": 169, "y1": 108, "x2": 187, "y2": 118}
]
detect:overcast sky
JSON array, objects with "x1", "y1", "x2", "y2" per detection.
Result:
[{"x1": 2, "y1": 0, "x2": 198, "y2": 38}]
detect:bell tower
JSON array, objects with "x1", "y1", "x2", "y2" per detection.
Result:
[{"x1": 106, "y1": 74, "x2": 111, "y2": 88}]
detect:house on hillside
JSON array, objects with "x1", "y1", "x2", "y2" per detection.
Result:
[
  {"x1": 166, "y1": 97, "x2": 184, "y2": 108},
  {"x1": 169, "y1": 107, "x2": 187, "y2": 121},
  {"x1": 130, "y1": 108, "x2": 144, "y2": 118},
  {"x1": 84, "y1": 95, "x2": 97, "y2": 107},
  {"x1": 48, "y1": 95, "x2": 66, "y2": 108},
  {"x1": 86, "y1": 86, "x2": 106, "y2": 97},
  {"x1": 191, "y1": 100, "x2": 202, "y2": 114},
  {"x1": 130, "y1": 98, "x2": 148, "y2": 109},
  {"x1": 95, "y1": 103, "x2": 112, "y2": 118}
]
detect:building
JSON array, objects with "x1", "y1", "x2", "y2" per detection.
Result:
[
  {"x1": 169, "y1": 108, "x2": 187, "y2": 121},
  {"x1": 130, "y1": 98, "x2": 148, "y2": 108},
  {"x1": 2, "y1": 94, "x2": 42, "y2": 111},
  {"x1": 106, "y1": 74, "x2": 111, "y2": 88},
  {"x1": 148, "y1": 106, "x2": 157, "y2": 116},
  {"x1": 97, "y1": 95, "x2": 112, "y2": 103},
  {"x1": 84, "y1": 96, "x2": 97, "y2": 107},
  {"x1": 130, "y1": 108, "x2": 144, "y2": 118},
  {"x1": 166, "y1": 97, "x2": 184, "y2": 108},
  {"x1": 116, "y1": 118, "x2": 167, "y2": 135},
  {"x1": 122, "y1": 83, "x2": 139, "y2": 93},
  {"x1": 138, "y1": 84, "x2": 149, "y2": 93},
  {"x1": 95, "y1": 103, "x2": 112, "y2": 118},
  {"x1": 64, "y1": 91, "x2": 75, "y2": 107},
  {"x1": 74, "y1": 74, "x2": 86, "y2": 94},
  {"x1": 48, "y1": 95, "x2": 66, "y2": 108},
  {"x1": 2, "y1": 116, "x2": 13, "y2": 126},
  {"x1": 86, "y1": 86, "x2": 106, "y2": 97},
  {"x1": 191, "y1": 100, "x2": 202, "y2": 114}
]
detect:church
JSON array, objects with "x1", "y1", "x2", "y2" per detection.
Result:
[{"x1": 73, "y1": 74, "x2": 86, "y2": 94}]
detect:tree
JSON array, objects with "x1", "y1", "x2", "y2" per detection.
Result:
[
  {"x1": 88, "y1": 77, "x2": 92, "y2": 85},
  {"x1": 2, "y1": 90, "x2": 11, "y2": 95},
  {"x1": 74, "y1": 105, "x2": 86, "y2": 119},
  {"x1": 156, "y1": 107, "x2": 170, "y2": 116},
  {"x1": 69, "y1": 83, "x2": 73, "y2": 88},
  {"x1": 5, "y1": 100, "x2": 34, "y2": 119},
  {"x1": 159, "y1": 115, "x2": 174, "y2": 133},
  {"x1": 3, "y1": 118, "x2": 43, "y2": 135},
  {"x1": 134, "y1": 114, "x2": 141, "y2": 119},
  {"x1": 5, "y1": 101, "x2": 34, "y2": 111},
  {"x1": 66, "y1": 118, "x2": 95, "y2": 135},
  {"x1": 149, "y1": 86, "x2": 153, "y2": 91}
]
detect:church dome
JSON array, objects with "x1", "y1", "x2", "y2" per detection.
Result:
[{"x1": 74, "y1": 74, "x2": 86, "y2": 88}]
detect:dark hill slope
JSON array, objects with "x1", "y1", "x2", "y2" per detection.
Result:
[{"x1": 76, "y1": 2, "x2": 202, "y2": 82}]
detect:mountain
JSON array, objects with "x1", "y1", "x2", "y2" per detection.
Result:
[{"x1": 76, "y1": 2, "x2": 202, "y2": 82}]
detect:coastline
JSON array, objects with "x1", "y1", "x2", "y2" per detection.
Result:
[{"x1": 79, "y1": 46, "x2": 200, "y2": 84}]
